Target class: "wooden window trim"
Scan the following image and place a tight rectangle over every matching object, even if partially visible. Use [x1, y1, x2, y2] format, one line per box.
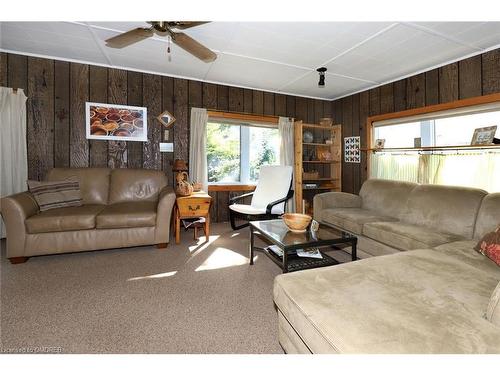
[208, 184, 256, 192]
[364, 93, 500, 177]
[207, 110, 279, 125]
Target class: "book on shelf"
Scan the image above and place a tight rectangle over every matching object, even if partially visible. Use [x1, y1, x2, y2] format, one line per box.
[296, 248, 323, 259]
[265, 245, 283, 258]
[182, 217, 205, 229]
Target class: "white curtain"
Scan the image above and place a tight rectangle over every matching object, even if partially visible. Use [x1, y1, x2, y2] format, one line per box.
[0, 87, 28, 238]
[278, 116, 295, 212]
[370, 151, 500, 192]
[189, 107, 209, 192]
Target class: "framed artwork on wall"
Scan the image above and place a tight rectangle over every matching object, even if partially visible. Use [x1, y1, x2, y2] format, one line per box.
[344, 136, 361, 163]
[86, 102, 148, 142]
[157, 110, 176, 128]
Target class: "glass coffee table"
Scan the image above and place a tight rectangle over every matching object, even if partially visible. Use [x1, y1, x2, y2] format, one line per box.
[249, 219, 357, 273]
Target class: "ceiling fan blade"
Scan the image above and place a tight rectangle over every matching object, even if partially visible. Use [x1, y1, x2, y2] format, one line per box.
[169, 21, 210, 30]
[105, 28, 154, 48]
[172, 32, 217, 63]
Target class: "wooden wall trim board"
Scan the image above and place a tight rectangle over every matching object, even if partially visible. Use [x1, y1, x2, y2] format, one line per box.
[208, 184, 256, 192]
[2, 52, 329, 222]
[366, 92, 500, 124]
[206, 110, 279, 124]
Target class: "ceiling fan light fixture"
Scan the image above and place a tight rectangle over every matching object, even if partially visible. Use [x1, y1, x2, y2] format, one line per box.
[317, 67, 327, 88]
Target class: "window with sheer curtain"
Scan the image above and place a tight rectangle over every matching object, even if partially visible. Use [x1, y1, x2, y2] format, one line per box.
[370, 102, 500, 192]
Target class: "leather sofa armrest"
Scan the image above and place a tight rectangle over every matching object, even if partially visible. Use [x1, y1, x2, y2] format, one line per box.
[0, 192, 39, 258]
[313, 192, 361, 222]
[154, 186, 176, 244]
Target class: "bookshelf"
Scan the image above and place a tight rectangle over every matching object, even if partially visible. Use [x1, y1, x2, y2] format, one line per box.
[294, 120, 342, 215]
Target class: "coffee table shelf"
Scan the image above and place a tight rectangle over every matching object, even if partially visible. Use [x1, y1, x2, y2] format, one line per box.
[249, 219, 357, 273]
[265, 247, 339, 273]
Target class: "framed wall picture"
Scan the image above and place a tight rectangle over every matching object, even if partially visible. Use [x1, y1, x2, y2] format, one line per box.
[157, 110, 176, 128]
[344, 136, 361, 163]
[471, 126, 497, 145]
[374, 138, 386, 149]
[86, 102, 148, 142]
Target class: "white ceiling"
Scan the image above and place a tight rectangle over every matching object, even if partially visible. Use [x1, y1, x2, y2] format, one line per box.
[1, 21, 500, 100]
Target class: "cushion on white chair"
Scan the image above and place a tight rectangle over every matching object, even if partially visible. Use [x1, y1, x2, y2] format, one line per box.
[229, 204, 266, 215]
[250, 165, 292, 214]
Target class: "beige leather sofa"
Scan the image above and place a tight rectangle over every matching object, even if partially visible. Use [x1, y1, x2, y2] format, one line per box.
[0, 168, 176, 264]
[274, 179, 500, 353]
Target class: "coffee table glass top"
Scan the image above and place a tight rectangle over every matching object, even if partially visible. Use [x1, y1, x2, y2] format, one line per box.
[250, 219, 355, 249]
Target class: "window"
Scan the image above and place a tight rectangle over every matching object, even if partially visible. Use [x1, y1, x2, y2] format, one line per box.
[370, 102, 500, 192]
[374, 109, 500, 148]
[206, 121, 280, 184]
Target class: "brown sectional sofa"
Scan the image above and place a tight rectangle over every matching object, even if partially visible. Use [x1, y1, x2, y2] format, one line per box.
[0, 168, 176, 263]
[274, 179, 500, 353]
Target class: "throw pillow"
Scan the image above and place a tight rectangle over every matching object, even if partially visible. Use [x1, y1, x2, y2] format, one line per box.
[486, 281, 500, 326]
[27, 178, 82, 211]
[474, 226, 500, 266]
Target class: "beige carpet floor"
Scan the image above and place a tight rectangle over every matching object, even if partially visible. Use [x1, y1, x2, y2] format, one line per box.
[1, 223, 351, 354]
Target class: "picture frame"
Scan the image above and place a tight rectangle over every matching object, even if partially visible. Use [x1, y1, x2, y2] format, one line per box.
[344, 136, 361, 163]
[470, 126, 497, 145]
[157, 110, 176, 128]
[374, 138, 386, 149]
[86, 102, 147, 142]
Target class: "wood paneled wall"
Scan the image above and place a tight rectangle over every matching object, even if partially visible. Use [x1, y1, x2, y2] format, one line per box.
[2, 49, 498, 218]
[0, 52, 331, 222]
[333, 49, 500, 194]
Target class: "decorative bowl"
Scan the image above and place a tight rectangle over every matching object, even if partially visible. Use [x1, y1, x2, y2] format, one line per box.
[90, 124, 108, 136]
[112, 128, 132, 137]
[303, 131, 314, 143]
[282, 213, 312, 233]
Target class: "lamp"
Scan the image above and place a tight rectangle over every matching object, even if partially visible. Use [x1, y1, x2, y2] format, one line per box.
[317, 67, 327, 88]
[173, 159, 188, 172]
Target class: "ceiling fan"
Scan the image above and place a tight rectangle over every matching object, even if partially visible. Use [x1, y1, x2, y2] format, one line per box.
[105, 21, 217, 63]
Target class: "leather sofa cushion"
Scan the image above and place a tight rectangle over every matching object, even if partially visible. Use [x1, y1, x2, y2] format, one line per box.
[25, 205, 105, 234]
[474, 193, 500, 239]
[322, 207, 398, 234]
[47, 168, 111, 205]
[359, 179, 417, 219]
[363, 221, 461, 251]
[273, 249, 500, 353]
[403, 184, 487, 239]
[109, 169, 168, 204]
[96, 201, 157, 229]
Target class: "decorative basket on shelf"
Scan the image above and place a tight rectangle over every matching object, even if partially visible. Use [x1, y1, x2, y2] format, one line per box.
[303, 170, 319, 180]
[319, 117, 333, 126]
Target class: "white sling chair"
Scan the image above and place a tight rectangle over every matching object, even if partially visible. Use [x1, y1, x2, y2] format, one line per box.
[229, 165, 293, 230]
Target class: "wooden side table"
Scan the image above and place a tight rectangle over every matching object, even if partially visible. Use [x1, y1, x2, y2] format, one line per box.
[174, 191, 212, 244]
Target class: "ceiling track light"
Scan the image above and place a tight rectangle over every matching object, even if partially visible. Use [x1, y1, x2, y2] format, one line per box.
[317, 67, 327, 88]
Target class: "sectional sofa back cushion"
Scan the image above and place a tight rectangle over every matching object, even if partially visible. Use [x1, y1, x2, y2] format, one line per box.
[47, 168, 111, 205]
[403, 184, 487, 239]
[474, 193, 500, 239]
[359, 179, 417, 219]
[109, 168, 167, 204]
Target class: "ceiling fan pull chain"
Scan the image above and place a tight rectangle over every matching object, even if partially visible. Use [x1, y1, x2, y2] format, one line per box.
[167, 35, 172, 62]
